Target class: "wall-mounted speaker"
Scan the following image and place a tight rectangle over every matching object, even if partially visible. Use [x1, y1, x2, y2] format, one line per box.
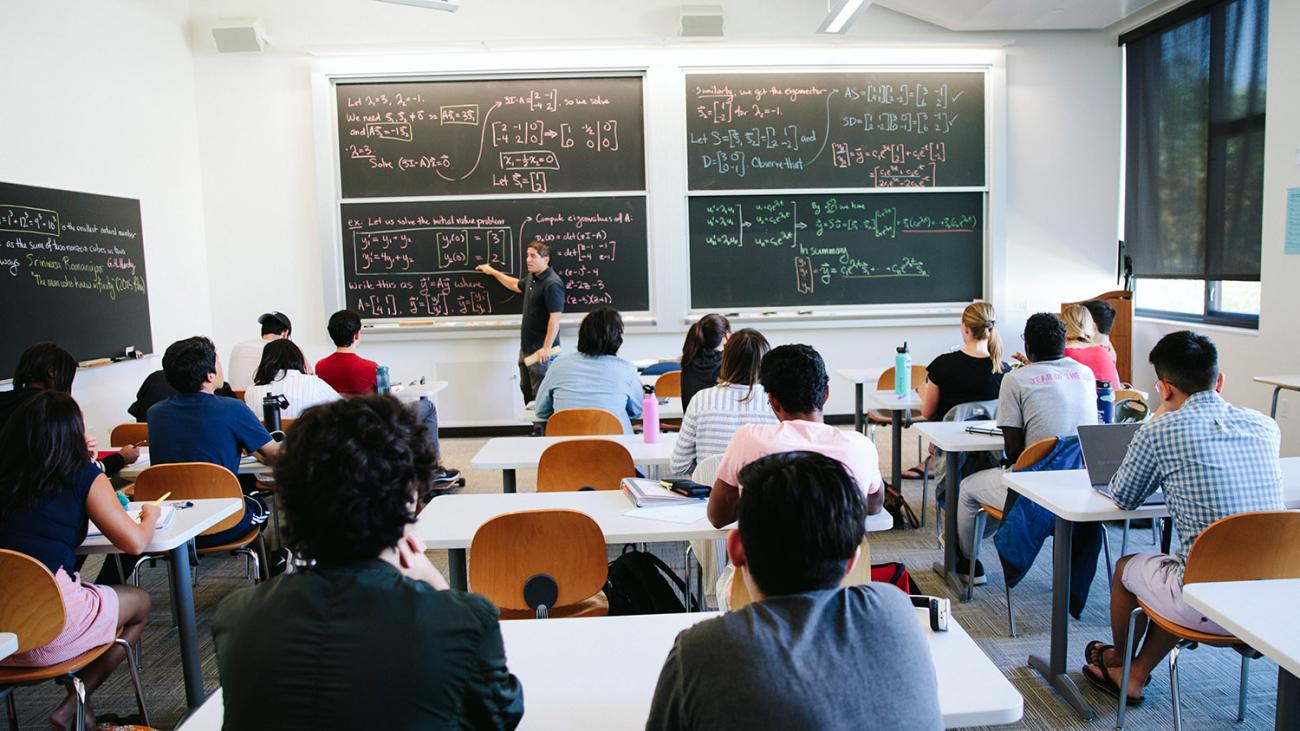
[680, 5, 724, 37]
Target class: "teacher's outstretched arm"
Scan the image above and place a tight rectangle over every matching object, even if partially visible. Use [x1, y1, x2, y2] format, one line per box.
[475, 263, 522, 293]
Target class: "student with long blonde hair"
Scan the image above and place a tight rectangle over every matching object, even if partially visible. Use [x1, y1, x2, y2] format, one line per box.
[1062, 303, 1121, 389]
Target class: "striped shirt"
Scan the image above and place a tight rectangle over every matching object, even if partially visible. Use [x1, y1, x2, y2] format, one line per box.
[670, 383, 778, 476]
[1109, 390, 1283, 583]
[244, 370, 342, 420]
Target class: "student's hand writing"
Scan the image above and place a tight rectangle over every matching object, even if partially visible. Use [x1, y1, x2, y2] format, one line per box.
[119, 444, 141, 464]
[138, 502, 161, 526]
[397, 534, 449, 590]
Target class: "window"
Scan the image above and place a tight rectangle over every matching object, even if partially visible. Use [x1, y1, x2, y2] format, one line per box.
[1121, 0, 1267, 328]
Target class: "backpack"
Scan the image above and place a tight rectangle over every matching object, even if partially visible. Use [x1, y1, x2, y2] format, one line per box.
[604, 545, 697, 615]
[870, 562, 921, 594]
[883, 484, 921, 530]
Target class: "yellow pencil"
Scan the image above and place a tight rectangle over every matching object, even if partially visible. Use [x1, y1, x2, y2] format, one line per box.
[152, 491, 171, 505]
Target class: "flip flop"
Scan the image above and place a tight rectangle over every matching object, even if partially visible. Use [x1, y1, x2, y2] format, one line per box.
[900, 465, 929, 480]
[1082, 663, 1145, 707]
[1084, 640, 1115, 669]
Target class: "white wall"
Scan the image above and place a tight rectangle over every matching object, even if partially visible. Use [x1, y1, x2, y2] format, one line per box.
[188, 1, 1122, 425]
[0, 0, 213, 436]
[1131, 0, 1300, 456]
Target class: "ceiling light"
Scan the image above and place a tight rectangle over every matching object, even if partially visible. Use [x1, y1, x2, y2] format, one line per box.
[818, 0, 871, 33]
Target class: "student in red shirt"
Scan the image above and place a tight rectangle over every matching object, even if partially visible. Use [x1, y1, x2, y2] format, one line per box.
[316, 310, 460, 488]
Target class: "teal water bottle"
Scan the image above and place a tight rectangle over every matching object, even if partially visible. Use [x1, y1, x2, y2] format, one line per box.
[376, 365, 390, 395]
[895, 342, 911, 395]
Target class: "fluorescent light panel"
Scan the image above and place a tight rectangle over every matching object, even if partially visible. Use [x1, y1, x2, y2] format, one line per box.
[818, 0, 871, 33]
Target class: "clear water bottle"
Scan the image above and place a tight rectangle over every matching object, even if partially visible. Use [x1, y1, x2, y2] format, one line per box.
[894, 342, 912, 396]
[642, 391, 659, 443]
[376, 365, 390, 395]
[1097, 380, 1115, 424]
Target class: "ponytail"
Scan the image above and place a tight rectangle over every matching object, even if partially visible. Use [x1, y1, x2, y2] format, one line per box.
[961, 302, 1005, 374]
[681, 313, 731, 366]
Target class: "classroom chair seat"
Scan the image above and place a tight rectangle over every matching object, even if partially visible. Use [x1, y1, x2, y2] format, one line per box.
[109, 422, 148, 447]
[544, 408, 624, 436]
[469, 509, 609, 619]
[537, 439, 635, 492]
[867, 366, 929, 481]
[0, 550, 149, 729]
[653, 370, 681, 398]
[1113, 510, 1300, 731]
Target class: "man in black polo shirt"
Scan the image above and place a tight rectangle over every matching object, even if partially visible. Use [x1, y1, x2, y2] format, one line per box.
[477, 239, 566, 402]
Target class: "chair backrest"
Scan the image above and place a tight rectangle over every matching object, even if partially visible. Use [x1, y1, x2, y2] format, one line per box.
[1184, 511, 1300, 584]
[233, 389, 246, 402]
[0, 550, 66, 653]
[544, 408, 624, 436]
[655, 371, 682, 398]
[1012, 437, 1059, 470]
[641, 361, 681, 376]
[691, 453, 724, 485]
[131, 462, 246, 535]
[1114, 388, 1145, 405]
[469, 509, 608, 611]
[943, 399, 999, 423]
[875, 365, 929, 391]
[110, 423, 149, 447]
[537, 439, 636, 492]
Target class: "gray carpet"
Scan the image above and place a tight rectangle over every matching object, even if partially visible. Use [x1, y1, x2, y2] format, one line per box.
[6, 428, 1281, 729]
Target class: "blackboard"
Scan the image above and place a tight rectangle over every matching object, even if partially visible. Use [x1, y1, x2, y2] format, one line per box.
[0, 182, 152, 380]
[686, 71, 985, 190]
[340, 196, 649, 319]
[336, 76, 646, 198]
[688, 192, 983, 309]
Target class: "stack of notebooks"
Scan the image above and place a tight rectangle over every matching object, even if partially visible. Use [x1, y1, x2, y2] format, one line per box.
[621, 478, 709, 507]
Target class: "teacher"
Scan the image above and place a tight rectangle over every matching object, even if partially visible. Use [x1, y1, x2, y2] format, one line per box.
[477, 239, 566, 403]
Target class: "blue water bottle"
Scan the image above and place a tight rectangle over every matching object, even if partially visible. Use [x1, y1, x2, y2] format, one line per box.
[376, 365, 391, 395]
[894, 342, 912, 396]
[1096, 380, 1115, 424]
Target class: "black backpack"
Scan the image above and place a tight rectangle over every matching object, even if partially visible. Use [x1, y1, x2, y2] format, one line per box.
[604, 545, 697, 615]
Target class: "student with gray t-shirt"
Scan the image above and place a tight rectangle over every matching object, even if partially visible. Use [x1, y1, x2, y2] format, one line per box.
[646, 452, 942, 731]
[956, 313, 1097, 581]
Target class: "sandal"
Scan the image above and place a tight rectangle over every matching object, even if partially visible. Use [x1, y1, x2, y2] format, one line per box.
[1083, 662, 1145, 707]
[1084, 640, 1115, 669]
[900, 463, 930, 480]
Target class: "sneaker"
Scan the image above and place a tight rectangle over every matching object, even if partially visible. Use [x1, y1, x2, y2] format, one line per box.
[432, 467, 462, 485]
[955, 556, 987, 585]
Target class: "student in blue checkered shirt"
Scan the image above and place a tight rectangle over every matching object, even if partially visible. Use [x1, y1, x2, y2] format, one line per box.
[1083, 331, 1283, 705]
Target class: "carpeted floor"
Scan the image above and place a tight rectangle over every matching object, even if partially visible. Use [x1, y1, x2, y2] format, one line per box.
[6, 427, 1281, 729]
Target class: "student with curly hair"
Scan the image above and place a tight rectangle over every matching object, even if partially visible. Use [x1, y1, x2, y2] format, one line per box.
[212, 396, 524, 729]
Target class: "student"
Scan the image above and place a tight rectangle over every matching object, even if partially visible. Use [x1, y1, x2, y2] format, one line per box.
[1083, 299, 1118, 362]
[670, 328, 775, 477]
[225, 311, 292, 391]
[315, 309, 459, 484]
[1062, 303, 1121, 389]
[1083, 331, 1283, 705]
[0, 392, 155, 730]
[534, 307, 643, 434]
[243, 339, 341, 420]
[0, 342, 139, 476]
[476, 239, 566, 403]
[647, 452, 942, 731]
[955, 313, 1096, 581]
[708, 344, 884, 529]
[212, 396, 524, 729]
[126, 370, 240, 422]
[678, 313, 730, 409]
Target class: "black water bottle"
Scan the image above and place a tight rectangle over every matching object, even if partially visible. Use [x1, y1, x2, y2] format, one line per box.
[262, 393, 283, 433]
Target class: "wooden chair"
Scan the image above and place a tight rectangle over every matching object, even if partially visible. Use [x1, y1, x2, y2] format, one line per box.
[469, 509, 609, 619]
[1115, 511, 1300, 731]
[654, 371, 682, 398]
[109, 423, 148, 447]
[537, 440, 635, 492]
[544, 408, 623, 436]
[867, 366, 929, 476]
[728, 537, 874, 612]
[131, 463, 266, 584]
[232, 389, 246, 402]
[0, 550, 149, 729]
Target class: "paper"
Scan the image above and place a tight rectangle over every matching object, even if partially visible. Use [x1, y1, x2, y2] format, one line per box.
[1287, 188, 1300, 255]
[87, 505, 176, 537]
[623, 502, 708, 524]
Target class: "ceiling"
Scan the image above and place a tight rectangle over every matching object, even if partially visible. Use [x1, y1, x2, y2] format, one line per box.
[874, 0, 1169, 31]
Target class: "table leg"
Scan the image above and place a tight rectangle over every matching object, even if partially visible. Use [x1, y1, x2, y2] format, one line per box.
[932, 452, 967, 597]
[449, 548, 468, 591]
[854, 383, 864, 434]
[1271, 386, 1283, 420]
[1277, 668, 1299, 731]
[1027, 515, 1094, 720]
[502, 469, 517, 494]
[167, 540, 205, 709]
[1160, 516, 1172, 554]
[890, 410, 903, 490]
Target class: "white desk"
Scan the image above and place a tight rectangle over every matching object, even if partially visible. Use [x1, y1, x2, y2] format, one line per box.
[471, 434, 679, 493]
[116, 448, 272, 481]
[834, 367, 886, 433]
[388, 380, 448, 403]
[79, 498, 240, 710]
[912, 421, 1005, 598]
[520, 398, 683, 426]
[864, 389, 924, 497]
[417, 489, 891, 589]
[1253, 375, 1300, 419]
[1003, 458, 1300, 720]
[1185, 579, 1300, 730]
[0, 633, 16, 662]
[175, 607, 1019, 729]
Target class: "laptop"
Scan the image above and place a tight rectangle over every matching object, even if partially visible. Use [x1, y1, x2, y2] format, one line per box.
[1077, 423, 1164, 505]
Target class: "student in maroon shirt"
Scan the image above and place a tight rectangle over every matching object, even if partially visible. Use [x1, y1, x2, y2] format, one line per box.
[315, 310, 460, 488]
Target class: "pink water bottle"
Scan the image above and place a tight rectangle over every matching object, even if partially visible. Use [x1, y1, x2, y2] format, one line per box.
[642, 393, 659, 443]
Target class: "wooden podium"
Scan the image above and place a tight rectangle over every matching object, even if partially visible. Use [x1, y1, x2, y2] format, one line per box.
[1063, 290, 1133, 385]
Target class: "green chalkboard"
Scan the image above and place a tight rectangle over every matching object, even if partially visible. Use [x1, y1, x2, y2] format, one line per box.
[686, 71, 985, 190]
[688, 192, 983, 309]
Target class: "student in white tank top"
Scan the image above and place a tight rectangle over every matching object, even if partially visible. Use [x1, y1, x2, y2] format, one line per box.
[244, 340, 341, 420]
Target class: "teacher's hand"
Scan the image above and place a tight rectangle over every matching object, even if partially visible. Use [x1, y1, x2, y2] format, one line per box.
[533, 347, 551, 364]
[475, 263, 496, 275]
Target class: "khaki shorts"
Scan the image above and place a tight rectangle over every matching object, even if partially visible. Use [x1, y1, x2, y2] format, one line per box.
[1122, 553, 1229, 635]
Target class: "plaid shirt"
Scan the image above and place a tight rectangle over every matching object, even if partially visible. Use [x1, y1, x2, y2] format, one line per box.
[1109, 390, 1283, 583]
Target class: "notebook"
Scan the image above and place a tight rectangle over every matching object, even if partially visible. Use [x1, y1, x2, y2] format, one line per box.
[621, 478, 704, 508]
[87, 505, 177, 537]
[1078, 423, 1163, 505]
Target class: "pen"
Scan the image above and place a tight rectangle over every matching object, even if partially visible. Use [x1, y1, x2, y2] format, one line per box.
[152, 491, 171, 505]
